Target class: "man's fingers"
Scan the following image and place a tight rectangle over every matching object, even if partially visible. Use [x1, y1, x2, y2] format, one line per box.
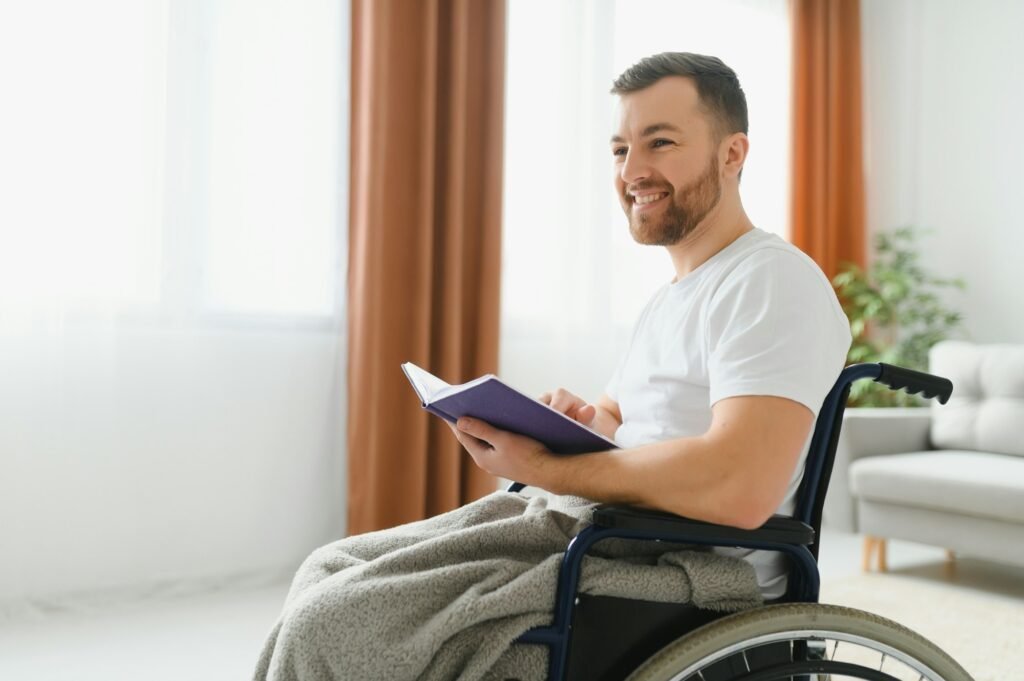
[457, 417, 499, 447]
[549, 389, 597, 424]
[461, 431, 492, 454]
[448, 420, 482, 450]
[549, 388, 583, 415]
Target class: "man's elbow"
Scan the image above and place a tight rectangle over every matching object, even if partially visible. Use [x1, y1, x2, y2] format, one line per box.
[719, 486, 781, 530]
[662, 492, 775, 530]
[726, 506, 775, 531]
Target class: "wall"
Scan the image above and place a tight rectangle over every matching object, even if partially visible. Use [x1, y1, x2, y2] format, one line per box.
[862, 0, 1024, 343]
[0, 325, 347, 608]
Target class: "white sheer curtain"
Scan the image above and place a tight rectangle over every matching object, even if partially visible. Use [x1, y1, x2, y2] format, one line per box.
[0, 0, 349, 606]
[501, 0, 791, 401]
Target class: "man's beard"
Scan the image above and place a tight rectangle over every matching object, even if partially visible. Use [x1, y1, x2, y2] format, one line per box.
[626, 155, 722, 247]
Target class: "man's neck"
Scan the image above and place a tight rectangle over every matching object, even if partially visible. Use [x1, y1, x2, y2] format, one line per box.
[665, 199, 755, 282]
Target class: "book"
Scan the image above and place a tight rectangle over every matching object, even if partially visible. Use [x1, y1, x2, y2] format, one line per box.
[401, 362, 618, 455]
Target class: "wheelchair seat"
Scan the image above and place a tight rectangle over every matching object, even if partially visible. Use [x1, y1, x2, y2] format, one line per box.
[507, 363, 973, 681]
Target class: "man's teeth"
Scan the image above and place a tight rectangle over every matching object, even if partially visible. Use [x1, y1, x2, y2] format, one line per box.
[634, 192, 668, 205]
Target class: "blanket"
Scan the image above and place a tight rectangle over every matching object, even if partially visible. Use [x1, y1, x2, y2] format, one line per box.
[253, 491, 762, 681]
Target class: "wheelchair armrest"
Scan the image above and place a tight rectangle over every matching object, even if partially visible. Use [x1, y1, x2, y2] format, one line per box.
[591, 505, 815, 546]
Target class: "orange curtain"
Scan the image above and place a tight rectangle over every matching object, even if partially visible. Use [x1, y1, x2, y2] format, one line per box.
[347, 0, 505, 534]
[791, 0, 866, 280]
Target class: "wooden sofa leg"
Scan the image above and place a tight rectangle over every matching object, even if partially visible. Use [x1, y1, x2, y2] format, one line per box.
[862, 536, 889, 572]
[863, 536, 876, 572]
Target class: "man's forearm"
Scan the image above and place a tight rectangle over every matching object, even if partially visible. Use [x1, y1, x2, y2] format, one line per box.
[541, 436, 776, 529]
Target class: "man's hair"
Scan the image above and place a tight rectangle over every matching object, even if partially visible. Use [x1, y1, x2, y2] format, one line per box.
[611, 52, 748, 140]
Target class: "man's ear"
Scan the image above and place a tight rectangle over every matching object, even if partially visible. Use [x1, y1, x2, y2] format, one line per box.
[720, 132, 749, 180]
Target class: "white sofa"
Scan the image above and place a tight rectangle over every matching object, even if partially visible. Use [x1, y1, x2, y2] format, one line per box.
[824, 340, 1024, 569]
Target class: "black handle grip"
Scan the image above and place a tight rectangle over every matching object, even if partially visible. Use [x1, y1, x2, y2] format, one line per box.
[875, 364, 953, 404]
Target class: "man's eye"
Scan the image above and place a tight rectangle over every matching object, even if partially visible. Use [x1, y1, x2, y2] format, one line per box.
[612, 147, 627, 157]
[652, 138, 672, 148]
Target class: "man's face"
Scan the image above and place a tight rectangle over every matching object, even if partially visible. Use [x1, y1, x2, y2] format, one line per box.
[611, 77, 723, 246]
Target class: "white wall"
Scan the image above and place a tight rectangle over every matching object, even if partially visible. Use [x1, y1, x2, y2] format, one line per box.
[0, 325, 347, 607]
[862, 0, 1024, 343]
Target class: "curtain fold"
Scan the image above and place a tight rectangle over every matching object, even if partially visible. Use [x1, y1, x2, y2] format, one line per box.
[347, 0, 505, 534]
[791, 0, 866, 279]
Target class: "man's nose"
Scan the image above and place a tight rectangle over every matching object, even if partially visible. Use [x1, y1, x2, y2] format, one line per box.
[619, 149, 649, 185]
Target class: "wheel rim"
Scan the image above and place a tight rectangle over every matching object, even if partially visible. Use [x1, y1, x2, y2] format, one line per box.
[666, 628, 948, 681]
[721, 659, 903, 681]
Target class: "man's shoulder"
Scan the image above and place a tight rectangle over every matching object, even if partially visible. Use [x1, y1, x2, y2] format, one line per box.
[707, 231, 847, 329]
[718, 230, 832, 289]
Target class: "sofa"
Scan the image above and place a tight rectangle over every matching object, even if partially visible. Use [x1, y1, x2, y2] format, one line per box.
[823, 340, 1024, 571]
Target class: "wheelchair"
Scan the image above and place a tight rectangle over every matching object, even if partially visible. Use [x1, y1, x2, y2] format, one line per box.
[506, 363, 974, 681]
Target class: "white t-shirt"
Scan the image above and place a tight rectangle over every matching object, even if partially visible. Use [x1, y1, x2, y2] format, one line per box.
[605, 228, 852, 599]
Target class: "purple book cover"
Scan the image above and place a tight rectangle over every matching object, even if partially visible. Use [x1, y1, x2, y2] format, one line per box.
[401, 362, 618, 455]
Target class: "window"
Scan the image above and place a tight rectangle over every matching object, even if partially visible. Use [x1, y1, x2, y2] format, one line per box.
[205, 0, 343, 317]
[0, 1, 166, 309]
[0, 0, 345, 321]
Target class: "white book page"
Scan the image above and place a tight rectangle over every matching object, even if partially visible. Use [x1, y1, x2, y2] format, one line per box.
[402, 362, 503, 404]
[402, 362, 451, 402]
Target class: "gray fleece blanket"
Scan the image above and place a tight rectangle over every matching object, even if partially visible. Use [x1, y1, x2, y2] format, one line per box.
[254, 491, 762, 681]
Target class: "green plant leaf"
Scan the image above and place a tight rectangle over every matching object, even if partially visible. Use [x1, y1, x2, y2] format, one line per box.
[839, 226, 964, 406]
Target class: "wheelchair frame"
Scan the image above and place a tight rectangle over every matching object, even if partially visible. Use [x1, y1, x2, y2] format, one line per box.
[507, 362, 954, 681]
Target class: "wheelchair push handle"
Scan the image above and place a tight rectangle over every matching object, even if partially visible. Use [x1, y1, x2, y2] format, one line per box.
[875, 363, 953, 404]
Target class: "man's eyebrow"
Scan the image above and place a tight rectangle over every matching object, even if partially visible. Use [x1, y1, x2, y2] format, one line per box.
[609, 122, 684, 145]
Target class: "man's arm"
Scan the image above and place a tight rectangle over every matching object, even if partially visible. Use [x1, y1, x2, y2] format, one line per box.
[452, 394, 813, 530]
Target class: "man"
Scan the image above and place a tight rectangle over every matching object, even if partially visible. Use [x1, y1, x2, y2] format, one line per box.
[256, 52, 850, 679]
[451, 52, 850, 598]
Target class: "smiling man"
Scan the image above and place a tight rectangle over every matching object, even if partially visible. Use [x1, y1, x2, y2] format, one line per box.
[256, 53, 852, 680]
[452, 52, 851, 599]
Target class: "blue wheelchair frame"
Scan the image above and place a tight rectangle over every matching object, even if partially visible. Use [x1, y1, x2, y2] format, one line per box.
[507, 362, 953, 681]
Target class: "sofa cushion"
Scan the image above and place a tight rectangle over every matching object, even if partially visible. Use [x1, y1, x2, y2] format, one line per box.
[929, 341, 1024, 457]
[849, 451, 1024, 524]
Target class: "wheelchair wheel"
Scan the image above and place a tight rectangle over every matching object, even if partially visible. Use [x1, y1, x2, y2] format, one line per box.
[625, 603, 973, 681]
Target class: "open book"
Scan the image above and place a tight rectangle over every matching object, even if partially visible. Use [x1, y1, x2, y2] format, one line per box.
[401, 362, 618, 455]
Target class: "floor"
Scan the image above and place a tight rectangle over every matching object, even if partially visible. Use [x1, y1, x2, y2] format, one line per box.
[1, 529, 1020, 680]
[0, 578, 291, 680]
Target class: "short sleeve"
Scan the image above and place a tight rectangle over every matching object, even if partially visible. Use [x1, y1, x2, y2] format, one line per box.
[706, 249, 851, 415]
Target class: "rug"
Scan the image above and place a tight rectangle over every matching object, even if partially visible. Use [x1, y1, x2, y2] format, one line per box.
[820, 572, 1022, 681]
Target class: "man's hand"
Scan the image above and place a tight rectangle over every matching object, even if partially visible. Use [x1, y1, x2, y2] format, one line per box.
[539, 388, 596, 425]
[447, 418, 556, 488]
[539, 389, 622, 441]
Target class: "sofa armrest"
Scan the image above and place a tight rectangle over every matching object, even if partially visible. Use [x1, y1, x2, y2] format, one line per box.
[823, 408, 933, 532]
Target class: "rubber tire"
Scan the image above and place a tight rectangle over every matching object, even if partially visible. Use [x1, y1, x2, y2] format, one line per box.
[625, 603, 974, 681]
